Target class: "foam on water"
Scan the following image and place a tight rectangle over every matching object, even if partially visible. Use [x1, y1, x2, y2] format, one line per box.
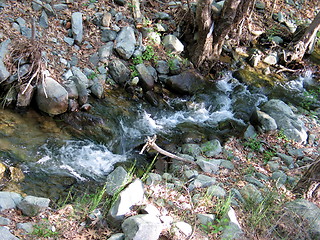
[36, 140, 126, 181]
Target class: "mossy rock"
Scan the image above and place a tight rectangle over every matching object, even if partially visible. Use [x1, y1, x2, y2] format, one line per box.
[233, 66, 285, 88]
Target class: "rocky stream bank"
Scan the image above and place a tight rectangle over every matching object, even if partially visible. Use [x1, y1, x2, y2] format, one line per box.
[0, 0, 320, 239]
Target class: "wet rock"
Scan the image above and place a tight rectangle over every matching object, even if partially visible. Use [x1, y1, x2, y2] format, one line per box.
[108, 59, 131, 85]
[135, 63, 154, 91]
[108, 179, 145, 225]
[168, 58, 182, 75]
[99, 42, 114, 63]
[260, 99, 307, 143]
[163, 35, 184, 54]
[71, 12, 83, 44]
[115, 26, 136, 60]
[105, 166, 129, 196]
[165, 70, 205, 95]
[9, 167, 25, 182]
[90, 77, 105, 99]
[17, 196, 50, 217]
[16, 83, 34, 108]
[0, 226, 19, 240]
[122, 214, 162, 240]
[36, 76, 68, 115]
[0, 192, 23, 211]
[144, 90, 159, 106]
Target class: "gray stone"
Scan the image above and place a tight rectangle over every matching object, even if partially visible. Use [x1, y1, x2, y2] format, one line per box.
[89, 52, 99, 66]
[71, 12, 83, 44]
[156, 60, 169, 74]
[220, 222, 243, 240]
[184, 170, 198, 179]
[162, 173, 172, 181]
[90, 77, 105, 99]
[146, 32, 161, 45]
[16, 222, 34, 233]
[122, 214, 162, 240]
[0, 216, 11, 225]
[0, 226, 19, 240]
[105, 166, 129, 196]
[64, 36, 74, 46]
[260, 99, 307, 143]
[16, 83, 34, 107]
[277, 153, 294, 168]
[70, 55, 78, 66]
[197, 214, 215, 226]
[271, 171, 287, 188]
[255, 1, 265, 10]
[115, 26, 136, 60]
[0, 39, 11, 61]
[169, 58, 181, 75]
[71, 66, 90, 87]
[20, 27, 32, 38]
[17, 196, 50, 217]
[0, 61, 10, 83]
[36, 76, 68, 115]
[220, 160, 235, 170]
[174, 221, 192, 237]
[188, 174, 216, 191]
[263, 52, 278, 65]
[135, 63, 155, 91]
[240, 184, 263, 204]
[102, 12, 112, 27]
[101, 29, 117, 42]
[270, 36, 283, 44]
[206, 185, 226, 198]
[244, 125, 257, 139]
[15, 17, 26, 28]
[0, 192, 22, 211]
[146, 173, 162, 185]
[63, 77, 78, 99]
[53, 4, 68, 11]
[71, 75, 88, 106]
[267, 161, 280, 172]
[139, 204, 161, 216]
[39, 10, 49, 28]
[284, 199, 320, 239]
[196, 158, 220, 174]
[181, 144, 201, 157]
[32, 0, 43, 11]
[244, 176, 265, 188]
[163, 35, 184, 54]
[230, 188, 245, 204]
[108, 233, 125, 240]
[201, 139, 222, 157]
[99, 42, 114, 63]
[44, 4, 55, 17]
[108, 59, 131, 85]
[252, 110, 277, 132]
[108, 179, 145, 224]
[155, 12, 171, 20]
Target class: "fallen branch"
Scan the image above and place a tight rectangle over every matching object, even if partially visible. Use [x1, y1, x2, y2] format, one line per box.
[140, 135, 197, 166]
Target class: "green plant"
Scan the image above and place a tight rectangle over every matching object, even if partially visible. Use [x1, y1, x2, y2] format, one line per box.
[87, 72, 97, 80]
[263, 150, 276, 163]
[243, 137, 262, 151]
[31, 220, 59, 238]
[277, 129, 289, 141]
[132, 45, 158, 65]
[301, 88, 320, 110]
[130, 65, 139, 78]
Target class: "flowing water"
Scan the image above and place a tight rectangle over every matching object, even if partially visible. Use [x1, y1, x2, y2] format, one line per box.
[0, 71, 317, 199]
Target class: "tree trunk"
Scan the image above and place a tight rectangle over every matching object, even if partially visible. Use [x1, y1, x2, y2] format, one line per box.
[285, 12, 320, 62]
[293, 159, 320, 203]
[192, 0, 255, 68]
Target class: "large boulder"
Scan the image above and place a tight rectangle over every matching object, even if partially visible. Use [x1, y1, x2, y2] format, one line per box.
[122, 214, 163, 240]
[260, 99, 307, 143]
[115, 26, 136, 60]
[107, 179, 145, 225]
[17, 196, 50, 217]
[36, 76, 68, 115]
[135, 63, 155, 91]
[162, 35, 184, 54]
[108, 59, 131, 85]
[0, 192, 23, 211]
[165, 70, 205, 95]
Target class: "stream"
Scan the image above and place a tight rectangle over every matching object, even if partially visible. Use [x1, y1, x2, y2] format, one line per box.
[0, 70, 317, 200]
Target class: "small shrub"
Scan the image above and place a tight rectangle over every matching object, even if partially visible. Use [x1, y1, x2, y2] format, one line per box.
[243, 137, 262, 151]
